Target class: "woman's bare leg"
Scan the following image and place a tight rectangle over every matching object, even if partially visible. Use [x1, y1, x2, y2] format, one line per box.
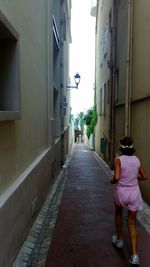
[115, 205, 123, 239]
[128, 210, 137, 255]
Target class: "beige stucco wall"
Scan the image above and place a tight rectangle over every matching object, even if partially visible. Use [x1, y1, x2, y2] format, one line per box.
[132, 0, 150, 100]
[95, 0, 112, 158]
[114, 0, 150, 204]
[113, 0, 150, 204]
[131, 102, 150, 203]
[0, 1, 64, 266]
[95, 0, 150, 204]
[130, 0, 150, 204]
[0, 0, 52, 193]
[0, 140, 61, 267]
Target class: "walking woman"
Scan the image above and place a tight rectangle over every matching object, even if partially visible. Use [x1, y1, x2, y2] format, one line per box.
[110, 136, 148, 265]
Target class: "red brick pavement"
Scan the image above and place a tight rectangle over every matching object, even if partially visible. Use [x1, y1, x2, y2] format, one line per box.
[45, 144, 150, 267]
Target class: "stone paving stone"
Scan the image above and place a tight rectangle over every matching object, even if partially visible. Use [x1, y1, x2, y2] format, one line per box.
[35, 259, 45, 267]
[13, 262, 26, 267]
[26, 242, 36, 249]
[24, 247, 33, 255]
[137, 201, 150, 235]
[22, 254, 29, 263]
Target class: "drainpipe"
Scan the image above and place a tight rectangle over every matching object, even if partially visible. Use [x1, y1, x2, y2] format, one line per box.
[109, 0, 117, 168]
[125, 0, 133, 136]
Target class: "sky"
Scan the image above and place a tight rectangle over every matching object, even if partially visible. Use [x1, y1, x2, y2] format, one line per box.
[69, 0, 96, 116]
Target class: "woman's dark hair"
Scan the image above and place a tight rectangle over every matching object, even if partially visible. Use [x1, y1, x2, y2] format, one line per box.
[119, 136, 135, 156]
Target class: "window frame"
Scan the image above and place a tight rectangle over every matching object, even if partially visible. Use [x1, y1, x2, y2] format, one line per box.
[0, 10, 21, 121]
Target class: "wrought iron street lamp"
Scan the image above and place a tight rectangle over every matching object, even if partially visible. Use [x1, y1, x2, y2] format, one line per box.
[67, 73, 81, 89]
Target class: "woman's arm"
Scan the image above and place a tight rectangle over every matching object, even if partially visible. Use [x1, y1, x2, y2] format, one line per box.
[138, 165, 148, 181]
[110, 158, 121, 184]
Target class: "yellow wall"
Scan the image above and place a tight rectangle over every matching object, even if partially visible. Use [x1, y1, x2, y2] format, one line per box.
[0, 1, 63, 266]
[131, 0, 150, 203]
[95, 0, 150, 205]
[95, 0, 113, 158]
[131, 102, 150, 203]
[132, 0, 150, 100]
[0, 0, 52, 193]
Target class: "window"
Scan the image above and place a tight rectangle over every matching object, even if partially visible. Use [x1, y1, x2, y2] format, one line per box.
[100, 0, 104, 9]
[62, 12, 66, 41]
[115, 68, 119, 103]
[99, 84, 107, 116]
[103, 24, 109, 58]
[109, 9, 112, 32]
[53, 15, 60, 88]
[100, 88, 103, 116]
[53, 87, 59, 138]
[100, 42, 103, 66]
[103, 83, 106, 115]
[99, 24, 109, 66]
[53, 16, 60, 51]
[0, 10, 20, 121]
[107, 80, 110, 105]
[53, 14, 60, 139]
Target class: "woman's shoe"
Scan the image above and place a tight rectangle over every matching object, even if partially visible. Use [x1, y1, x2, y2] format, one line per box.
[112, 235, 123, 248]
[129, 254, 140, 265]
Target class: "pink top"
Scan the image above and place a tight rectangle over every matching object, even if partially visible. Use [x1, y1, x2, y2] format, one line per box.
[114, 155, 143, 211]
[117, 155, 140, 188]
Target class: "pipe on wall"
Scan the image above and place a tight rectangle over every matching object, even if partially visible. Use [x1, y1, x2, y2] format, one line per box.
[109, 0, 117, 168]
[125, 0, 133, 136]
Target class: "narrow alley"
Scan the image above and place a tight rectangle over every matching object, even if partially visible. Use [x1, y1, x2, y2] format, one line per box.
[14, 144, 150, 267]
[1, 1, 150, 267]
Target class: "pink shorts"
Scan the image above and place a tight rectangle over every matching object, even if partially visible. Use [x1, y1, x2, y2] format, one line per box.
[114, 185, 143, 211]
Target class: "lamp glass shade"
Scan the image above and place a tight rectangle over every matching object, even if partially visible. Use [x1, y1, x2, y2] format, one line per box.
[74, 73, 81, 86]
